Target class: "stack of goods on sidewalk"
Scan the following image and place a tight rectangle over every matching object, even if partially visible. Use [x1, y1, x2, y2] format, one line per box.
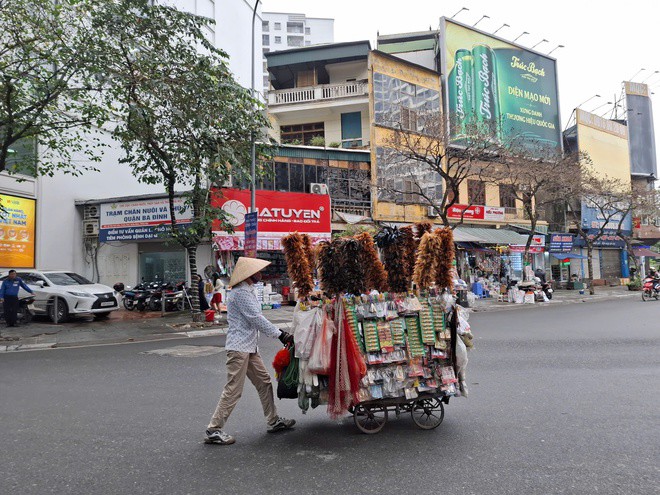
[275, 225, 475, 432]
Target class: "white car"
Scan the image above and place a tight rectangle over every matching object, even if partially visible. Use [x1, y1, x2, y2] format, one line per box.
[0, 270, 119, 322]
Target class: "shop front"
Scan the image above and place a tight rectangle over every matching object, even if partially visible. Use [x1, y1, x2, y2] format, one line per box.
[211, 188, 332, 297]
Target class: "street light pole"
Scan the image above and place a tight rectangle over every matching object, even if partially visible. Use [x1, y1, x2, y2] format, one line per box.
[512, 31, 529, 43]
[493, 23, 509, 35]
[250, 0, 260, 214]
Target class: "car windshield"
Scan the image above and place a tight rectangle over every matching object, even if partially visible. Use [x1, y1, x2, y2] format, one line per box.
[46, 272, 93, 286]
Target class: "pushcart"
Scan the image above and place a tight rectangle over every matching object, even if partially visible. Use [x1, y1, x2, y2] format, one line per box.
[352, 391, 450, 434]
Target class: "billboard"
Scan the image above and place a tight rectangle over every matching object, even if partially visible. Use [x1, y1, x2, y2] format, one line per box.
[99, 197, 193, 242]
[0, 193, 36, 268]
[624, 81, 657, 178]
[581, 202, 632, 236]
[211, 188, 331, 251]
[576, 109, 631, 185]
[442, 19, 561, 152]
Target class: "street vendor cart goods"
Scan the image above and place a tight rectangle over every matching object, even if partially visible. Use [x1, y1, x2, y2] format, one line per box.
[275, 224, 475, 434]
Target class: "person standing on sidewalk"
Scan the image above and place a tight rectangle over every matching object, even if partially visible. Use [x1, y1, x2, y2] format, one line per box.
[205, 257, 295, 445]
[0, 270, 33, 328]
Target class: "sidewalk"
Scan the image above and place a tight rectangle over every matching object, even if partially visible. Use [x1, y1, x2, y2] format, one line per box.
[0, 286, 640, 351]
[0, 306, 296, 352]
[469, 285, 639, 312]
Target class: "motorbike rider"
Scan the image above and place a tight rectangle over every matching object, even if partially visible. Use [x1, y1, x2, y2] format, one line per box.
[649, 267, 660, 289]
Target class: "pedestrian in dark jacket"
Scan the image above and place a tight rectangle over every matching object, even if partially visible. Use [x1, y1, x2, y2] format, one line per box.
[0, 270, 33, 328]
[197, 274, 209, 312]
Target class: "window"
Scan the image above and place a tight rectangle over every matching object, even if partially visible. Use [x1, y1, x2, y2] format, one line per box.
[295, 69, 316, 87]
[305, 40, 311, 46]
[287, 35, 304, 47]
[400, 107, 418, 132]
[403, 180, 422, 203]
[263, 75, 269, 88]
[468, 180, 486, 206]
[262, 34, 269, 45]
[262, 21, 269, 32]
[280, 122, 324, 145]
[263, 60, 267, 72]
[289, 163, 304, 192]
[275, 162, 289, 191]
[304, 165, 318, 192]
[274, 36, 281, 44]
[341, 112, 362, 148]
[305, 27, 311, 35]
[45, 272, 93, 286]
[499, 185, 517, 208]
[262, 47, 270, 54]
[287, 22, 304, 33]
[274, 22, 281, 30]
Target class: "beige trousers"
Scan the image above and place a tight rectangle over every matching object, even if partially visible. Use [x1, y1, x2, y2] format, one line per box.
[208, 351, 278, 429]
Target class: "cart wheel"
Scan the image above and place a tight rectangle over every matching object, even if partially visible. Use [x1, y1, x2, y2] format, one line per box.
[353, 404, 388, 434]
[411, 398, 444, 430]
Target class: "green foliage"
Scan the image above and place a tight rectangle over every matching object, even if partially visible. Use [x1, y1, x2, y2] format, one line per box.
[328, 142, 341, 148]
[333, 224, 377, 239]
[309, 136, 326, 147]
[0, 0, 109, 176]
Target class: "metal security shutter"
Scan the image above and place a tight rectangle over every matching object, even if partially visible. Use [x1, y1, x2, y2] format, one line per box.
[600, 249, 621, 280]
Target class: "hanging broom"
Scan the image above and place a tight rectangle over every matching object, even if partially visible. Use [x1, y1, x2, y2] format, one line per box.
[413, 231, 444, 290]
[435, 227, 456, 290]
[356, 232, 389, 293]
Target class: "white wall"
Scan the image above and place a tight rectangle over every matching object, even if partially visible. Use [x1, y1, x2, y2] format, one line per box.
[326, 61, 368, 84]
[306, 18, 334, 46]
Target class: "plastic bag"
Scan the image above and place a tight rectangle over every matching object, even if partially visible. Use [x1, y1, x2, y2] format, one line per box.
[308, 315, 334, 374]
[292, 304, 320, 359]
[455, 335, 468, 378]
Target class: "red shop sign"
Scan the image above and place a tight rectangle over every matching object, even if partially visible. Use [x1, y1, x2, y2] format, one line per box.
[447, 204, 485, 220]
[211, 188, 331, 235]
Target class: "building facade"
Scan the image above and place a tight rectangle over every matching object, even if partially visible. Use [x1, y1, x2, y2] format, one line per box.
[261, 12, 334, 94]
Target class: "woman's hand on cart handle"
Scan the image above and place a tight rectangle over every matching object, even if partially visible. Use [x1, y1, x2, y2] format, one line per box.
[278, 331, 294, 347]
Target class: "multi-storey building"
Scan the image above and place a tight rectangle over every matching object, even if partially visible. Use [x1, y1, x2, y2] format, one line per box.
[261, 12, 334, 94]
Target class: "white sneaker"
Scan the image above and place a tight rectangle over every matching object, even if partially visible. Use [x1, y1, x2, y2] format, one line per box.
[205, 429, 235, 445]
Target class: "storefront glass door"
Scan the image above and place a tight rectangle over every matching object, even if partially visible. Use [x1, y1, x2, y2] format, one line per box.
[139, 251, 186, 284]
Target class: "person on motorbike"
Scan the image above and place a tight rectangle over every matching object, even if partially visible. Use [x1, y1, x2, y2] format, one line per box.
[649, 267, 660, 289]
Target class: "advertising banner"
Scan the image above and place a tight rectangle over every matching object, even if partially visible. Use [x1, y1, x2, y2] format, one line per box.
[581, 202, 632, 235]
[0, 194, 36, 268]
[443, 19, 561, 152]
[624, 81, 657, 178]
[549, 233, 575, 252]
[212, 189, 332, 251]
[243, 212, 258, 258]
[99, 197, 193, 242]
[447, 204, 505, 221]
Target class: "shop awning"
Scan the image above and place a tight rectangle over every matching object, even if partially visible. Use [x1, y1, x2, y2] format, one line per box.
[453, 226, 528, 245]
[633, 247, 660, 258]
[456, 242, 496, 253]
[550, 253, 588, 260]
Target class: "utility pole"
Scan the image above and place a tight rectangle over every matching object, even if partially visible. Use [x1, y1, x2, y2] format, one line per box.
[250, 0, 260, 213]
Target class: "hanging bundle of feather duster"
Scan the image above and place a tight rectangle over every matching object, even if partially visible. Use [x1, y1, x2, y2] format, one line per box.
[400, 226, 417, 285]
[356, 232, 389, 292]
[413, 231, 443, 290]
[340, 237, 367, 295]
[317, 239, 342, 295]
[415, 222, 433, 241]
[282, 233, 314, 298]
[375, 226, 408, 293]
[301, 234, 315, 274]
[434, 227, 456, 290]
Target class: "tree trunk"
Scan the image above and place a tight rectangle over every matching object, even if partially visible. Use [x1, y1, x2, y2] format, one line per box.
[186, 245, 203, 322]
[586, 242, 595, 295]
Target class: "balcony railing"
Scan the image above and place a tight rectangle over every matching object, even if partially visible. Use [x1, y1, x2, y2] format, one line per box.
[268, 81, 368, 106]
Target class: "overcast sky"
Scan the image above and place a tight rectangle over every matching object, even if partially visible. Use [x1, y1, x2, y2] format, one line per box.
[263, 0, 660, 164]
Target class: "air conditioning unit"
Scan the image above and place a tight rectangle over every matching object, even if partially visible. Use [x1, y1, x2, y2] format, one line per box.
[83, 219, 99, 237]
[310, 183, 329, 195]
[84, 204, 100, 219]
[427, 206, 439, 218]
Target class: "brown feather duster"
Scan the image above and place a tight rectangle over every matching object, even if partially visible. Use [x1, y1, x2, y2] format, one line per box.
[356, 232, 389, 292]
[301, 234, 315, 273]
[317, 240, 341, 295]
[400, 226, 417, 284]
[413, 232, 443, 290]
[434, 227, 455, 290]
[282, 233, 314, 298]
[340, 237, 367, 295]
[415, 222, 432, 239]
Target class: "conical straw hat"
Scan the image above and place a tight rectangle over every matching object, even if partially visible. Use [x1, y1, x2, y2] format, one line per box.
[229, 257, 271, 287]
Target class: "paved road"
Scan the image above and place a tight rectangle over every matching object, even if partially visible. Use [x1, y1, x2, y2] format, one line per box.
[1, 298, 658, 494]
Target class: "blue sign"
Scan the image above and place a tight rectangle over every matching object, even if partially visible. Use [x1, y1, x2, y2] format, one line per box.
[549, 233, 575, 253]
[244, 212, 258, 257]
[581, 202, 632, 236]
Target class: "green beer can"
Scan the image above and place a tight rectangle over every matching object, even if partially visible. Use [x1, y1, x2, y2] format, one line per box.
[448, 48, 475, 140]
[472, 44, 501, 141]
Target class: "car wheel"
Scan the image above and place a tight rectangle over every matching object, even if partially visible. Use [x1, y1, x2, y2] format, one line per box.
[48, 298, 69, 323]
[94, 312, 112, 320]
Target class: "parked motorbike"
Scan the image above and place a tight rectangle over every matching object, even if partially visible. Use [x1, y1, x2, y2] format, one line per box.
[120, 282, 152, 311]
[541, 280, 553, 300]
[641, 277, 660, 301]
[163, 281, 190, 312]
[0, 294, 36, 325]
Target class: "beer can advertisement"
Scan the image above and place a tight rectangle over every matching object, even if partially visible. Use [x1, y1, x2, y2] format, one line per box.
[0, 193, 36, 268]
[443, 19, 561, 153]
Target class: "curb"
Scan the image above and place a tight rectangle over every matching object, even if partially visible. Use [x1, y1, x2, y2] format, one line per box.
[471, 291, 639, 313]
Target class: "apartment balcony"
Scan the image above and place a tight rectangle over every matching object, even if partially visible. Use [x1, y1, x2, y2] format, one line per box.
[268, 81, 368, 107]
[332, 199, 372, 219]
